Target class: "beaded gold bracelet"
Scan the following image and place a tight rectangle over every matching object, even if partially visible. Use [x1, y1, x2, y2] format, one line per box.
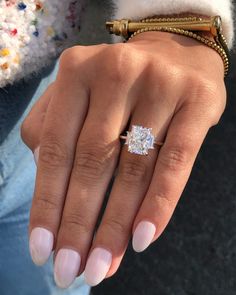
[106, 16, 230, 77]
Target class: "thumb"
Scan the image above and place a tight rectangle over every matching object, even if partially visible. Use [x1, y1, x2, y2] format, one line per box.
[21, 83, 55, 164]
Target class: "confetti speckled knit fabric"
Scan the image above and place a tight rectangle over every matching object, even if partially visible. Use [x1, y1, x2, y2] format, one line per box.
[0, 0, 82, 88]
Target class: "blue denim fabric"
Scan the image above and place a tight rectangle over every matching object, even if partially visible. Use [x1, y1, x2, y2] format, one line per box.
[0, 61, 90, 295]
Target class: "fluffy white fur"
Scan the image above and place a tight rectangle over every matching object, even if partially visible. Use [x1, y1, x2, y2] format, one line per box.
[112, 0, 235, 48]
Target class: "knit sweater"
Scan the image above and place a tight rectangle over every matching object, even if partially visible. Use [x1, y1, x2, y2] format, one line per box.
[0, 0, 234, 88]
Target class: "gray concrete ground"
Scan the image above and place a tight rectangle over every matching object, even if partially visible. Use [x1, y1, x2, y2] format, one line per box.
[78, 1, 236, 294]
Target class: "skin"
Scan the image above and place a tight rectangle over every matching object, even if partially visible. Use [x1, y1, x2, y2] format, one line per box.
[21, 31, 226, 281]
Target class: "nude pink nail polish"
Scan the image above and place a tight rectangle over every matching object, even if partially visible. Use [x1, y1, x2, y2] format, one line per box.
[84, 248, 112, 286]
[132, 221, 156, 253]
[29, 227, 54, 266]
[54, 249, 81, 289]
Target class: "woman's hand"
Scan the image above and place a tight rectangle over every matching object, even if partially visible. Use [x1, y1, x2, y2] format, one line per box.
[21, 31, 226, 288]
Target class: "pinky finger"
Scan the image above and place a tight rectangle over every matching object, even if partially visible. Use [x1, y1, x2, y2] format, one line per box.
[131, 104, 214, 252]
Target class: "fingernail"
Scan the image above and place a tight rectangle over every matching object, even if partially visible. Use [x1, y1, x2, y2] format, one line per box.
[33, 146, 40, 165]
[29, 227, 54, 266]
[84, 247, 112, 286]
[132, 221, 156, 253]
[54, 249, 81, 289]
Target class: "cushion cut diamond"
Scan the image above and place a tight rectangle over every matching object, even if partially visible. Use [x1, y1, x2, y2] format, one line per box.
[125, 125, 155, 155]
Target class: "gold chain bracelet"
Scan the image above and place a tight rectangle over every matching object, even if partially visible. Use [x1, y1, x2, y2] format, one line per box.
[127, 27, 229, 76]
[106, 16, 230, 77]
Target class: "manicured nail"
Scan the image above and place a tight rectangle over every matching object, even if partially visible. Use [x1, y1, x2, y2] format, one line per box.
[84, 247, 112, 286]
[54, 249, 81, 289]
[29, 227, 54, 266]
[33, 146, 40, 165]
[132, 221, 156, 253]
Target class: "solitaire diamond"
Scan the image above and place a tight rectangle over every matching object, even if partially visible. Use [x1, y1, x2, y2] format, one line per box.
[125, 125, 155, 155]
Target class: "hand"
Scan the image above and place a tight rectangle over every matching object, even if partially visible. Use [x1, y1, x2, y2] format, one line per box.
[21, 31, 226, 288]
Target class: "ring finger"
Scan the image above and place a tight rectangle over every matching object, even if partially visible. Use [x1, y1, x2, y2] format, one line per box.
[84, 97, 176, 286]
[53, 83, 132, 288]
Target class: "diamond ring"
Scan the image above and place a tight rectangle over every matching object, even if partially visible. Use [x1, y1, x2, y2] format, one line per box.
[120, 125, 164, 155]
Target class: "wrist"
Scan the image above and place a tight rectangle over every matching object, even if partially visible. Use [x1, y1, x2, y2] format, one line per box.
[108, 13, 229, 76]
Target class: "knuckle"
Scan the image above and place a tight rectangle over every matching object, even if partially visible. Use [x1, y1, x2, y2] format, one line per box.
[103, 44, 135, 83]
[210, 112, 224, 127]
[21, 118, 31, 144]
[198, 83, 220, 109]
[188, 73, 219, 100]
[34, 194, 59, 212]
[73, 142, 117, 180]
[150, 190, 175, 209]
[159, 145, 192, 171]
[59, 46, 83, 73]
[206, 87, 227, 126]
[102, 217, 127, 236]
[119, 160, 149, 184]
[145, 61, 185, 96]
[198, 78, 219, 97]
[40, 136, 70, 168]
[206, 105, 224, 127]
[187, 73, 227, 127]
[160, 63, 185, 82]
[61, 213, 92, 234]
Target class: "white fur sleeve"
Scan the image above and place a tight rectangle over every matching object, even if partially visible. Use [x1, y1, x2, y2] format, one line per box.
[112, 0, 235, 49]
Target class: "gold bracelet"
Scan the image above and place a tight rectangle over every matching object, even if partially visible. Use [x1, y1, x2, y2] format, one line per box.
[106, 16, 230, 77]
[128, 27, 229, 76]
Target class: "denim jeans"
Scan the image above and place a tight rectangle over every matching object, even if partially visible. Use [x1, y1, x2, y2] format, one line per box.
[0, 61, 90, 295]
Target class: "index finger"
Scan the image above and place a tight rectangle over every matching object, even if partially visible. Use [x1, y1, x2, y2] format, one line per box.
[29, 71, 89, 266]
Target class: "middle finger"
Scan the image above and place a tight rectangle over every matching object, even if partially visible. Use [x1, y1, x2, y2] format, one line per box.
[54, 83, 132, 288]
